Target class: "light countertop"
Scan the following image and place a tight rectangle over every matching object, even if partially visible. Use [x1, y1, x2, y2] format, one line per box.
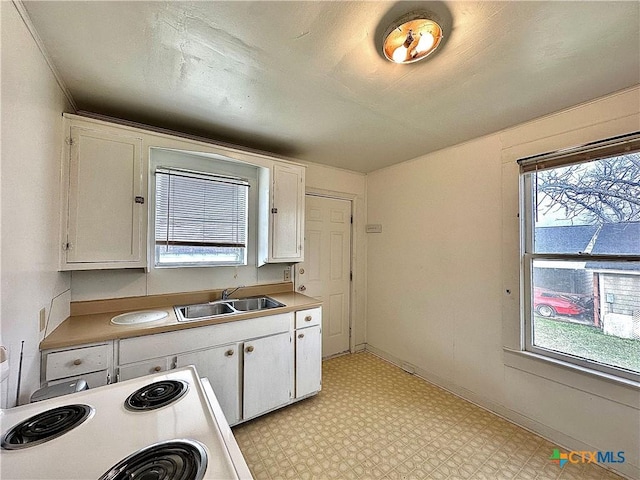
[41, 287, 322, 351]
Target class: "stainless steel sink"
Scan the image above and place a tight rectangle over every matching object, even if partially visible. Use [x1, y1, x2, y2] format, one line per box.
[176, 302, 235, 321]
[174, 296, 285, 322]
[228, 297, 284, 311]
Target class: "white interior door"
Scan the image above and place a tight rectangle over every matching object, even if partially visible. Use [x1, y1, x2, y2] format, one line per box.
[296, 195, 351, 357]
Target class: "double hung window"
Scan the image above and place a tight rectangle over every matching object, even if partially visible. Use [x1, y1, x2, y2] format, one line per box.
[520, 133, 640, 381]
[155, 167, 249, 266]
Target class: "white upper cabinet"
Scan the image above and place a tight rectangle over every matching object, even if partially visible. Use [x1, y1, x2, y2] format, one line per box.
[60, 117, 146, 270]
[58, 113, 305, 270]
[258, 163, 305, 265]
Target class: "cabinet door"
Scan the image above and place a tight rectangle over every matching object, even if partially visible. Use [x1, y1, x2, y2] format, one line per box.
[295, 325, 322, 398]
[243, 332, 293, 419]
[176, 344, 241, 425]
[118, 357, 171, 382]
[271, 163, 304, 261]
[64, 124, 145, 267]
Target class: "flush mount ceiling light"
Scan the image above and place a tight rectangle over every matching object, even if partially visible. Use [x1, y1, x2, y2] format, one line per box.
[382, 12, 444, 64]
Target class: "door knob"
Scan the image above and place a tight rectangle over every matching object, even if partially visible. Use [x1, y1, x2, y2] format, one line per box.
[298, 285, 306, 292]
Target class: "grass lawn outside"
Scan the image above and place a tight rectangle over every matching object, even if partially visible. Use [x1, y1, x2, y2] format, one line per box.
[533, 316, 640, 374]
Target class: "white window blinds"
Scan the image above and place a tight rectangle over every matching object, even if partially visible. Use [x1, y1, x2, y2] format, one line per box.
[517, 131, 640, 173]
[155, 168, 249, 250]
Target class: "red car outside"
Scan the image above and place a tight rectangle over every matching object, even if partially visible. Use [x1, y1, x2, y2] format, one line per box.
[533, 288, 588, 318]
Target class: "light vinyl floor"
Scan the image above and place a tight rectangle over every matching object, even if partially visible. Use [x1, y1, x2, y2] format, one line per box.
[232, 352, 623, 480]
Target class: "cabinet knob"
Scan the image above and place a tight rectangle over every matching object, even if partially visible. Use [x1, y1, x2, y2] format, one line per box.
[298, 333, 305, 339]
[299, 285, 306, 292]
[246, 345, 254, 353]
[225, 349, 235, 357]
[305, 315, 312, 322]
[153, 366, 162, 372]
[73, 359, 82, 366]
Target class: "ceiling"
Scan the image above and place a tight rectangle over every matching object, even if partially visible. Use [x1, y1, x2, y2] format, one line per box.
[22, 1, 640, 173]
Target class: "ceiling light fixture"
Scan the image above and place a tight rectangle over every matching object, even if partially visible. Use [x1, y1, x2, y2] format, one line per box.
[383, 12, 443, 64]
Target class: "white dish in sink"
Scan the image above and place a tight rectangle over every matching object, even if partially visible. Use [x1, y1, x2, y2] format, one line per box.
[111, 310, 168, 326]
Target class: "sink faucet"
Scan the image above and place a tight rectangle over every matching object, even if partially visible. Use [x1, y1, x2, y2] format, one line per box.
[222, 285, 245, 300]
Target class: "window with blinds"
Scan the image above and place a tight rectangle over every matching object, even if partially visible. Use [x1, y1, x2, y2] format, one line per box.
[154, 167, 249, 266]
[519, 132, 640, 381]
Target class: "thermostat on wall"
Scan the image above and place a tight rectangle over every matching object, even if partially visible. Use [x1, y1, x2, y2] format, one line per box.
[366, 224, 383, 233]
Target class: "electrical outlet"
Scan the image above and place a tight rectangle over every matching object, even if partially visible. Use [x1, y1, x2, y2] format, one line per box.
[39, 308, 46, 332]
[284, 268, 291, 281]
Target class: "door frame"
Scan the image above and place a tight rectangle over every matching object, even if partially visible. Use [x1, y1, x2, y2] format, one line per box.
[299, 189, 357, 355]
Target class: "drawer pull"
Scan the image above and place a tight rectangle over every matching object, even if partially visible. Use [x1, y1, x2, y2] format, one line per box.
[246, 345, 254, 353]
[225, 349, 235, 357]
[298, 333, 305, 339]
[73, 359, 82, 366]
[305, 315, 312, 322]
[153, 366, 162, 372]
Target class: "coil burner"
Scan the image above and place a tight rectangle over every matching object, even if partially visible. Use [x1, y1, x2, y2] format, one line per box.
[1, 404, 93, 450]
[98, 439, 208, 480]
[124, 380, 188, 412]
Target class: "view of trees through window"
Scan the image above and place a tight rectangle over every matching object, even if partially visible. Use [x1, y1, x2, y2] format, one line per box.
[529, 152, 640, 376]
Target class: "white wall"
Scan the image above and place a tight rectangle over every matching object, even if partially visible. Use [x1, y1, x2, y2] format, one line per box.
[366, 86, 640, 479]
[0, 2, 73, 405]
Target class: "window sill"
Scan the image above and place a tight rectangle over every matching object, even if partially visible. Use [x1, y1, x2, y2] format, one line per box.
[503, 348, 640, 410]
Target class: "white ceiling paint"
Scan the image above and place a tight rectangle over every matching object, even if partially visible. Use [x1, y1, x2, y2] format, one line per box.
[22, 1, 640, 173]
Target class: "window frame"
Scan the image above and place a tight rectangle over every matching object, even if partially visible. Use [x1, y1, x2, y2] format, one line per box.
[519, 132, 640, 383]
[150, 148, 258, 269]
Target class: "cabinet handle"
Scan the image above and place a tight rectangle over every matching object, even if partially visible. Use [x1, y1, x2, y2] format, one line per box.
[73, 359, 82, 366]
[305, 315, 312, 322]
[299, 285, 306, 292]
[135, 196, 145, 204]
[153, 366, 162, 372]
[225, 349, 235, 357]
[298, 333, 305, 339]
[271, 207, 278, 214]
[246, 345, 254, 353]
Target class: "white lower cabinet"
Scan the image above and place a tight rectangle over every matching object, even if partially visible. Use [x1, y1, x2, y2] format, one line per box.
[295, 325, 322, 398]
[243, 332, 293, 420]
[43, 308, 321, 424]
[175, 343, 241, 425]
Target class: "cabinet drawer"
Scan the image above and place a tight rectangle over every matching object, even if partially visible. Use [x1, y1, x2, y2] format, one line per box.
[295, 307, 321, 329]
[46, 344, 111, 381]
[118, 358, 171, 382]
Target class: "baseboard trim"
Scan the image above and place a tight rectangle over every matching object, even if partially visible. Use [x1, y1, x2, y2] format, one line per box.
[364, 344, 637, 480]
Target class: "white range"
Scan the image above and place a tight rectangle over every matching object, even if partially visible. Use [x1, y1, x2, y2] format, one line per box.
[0, 366, 252, 480]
